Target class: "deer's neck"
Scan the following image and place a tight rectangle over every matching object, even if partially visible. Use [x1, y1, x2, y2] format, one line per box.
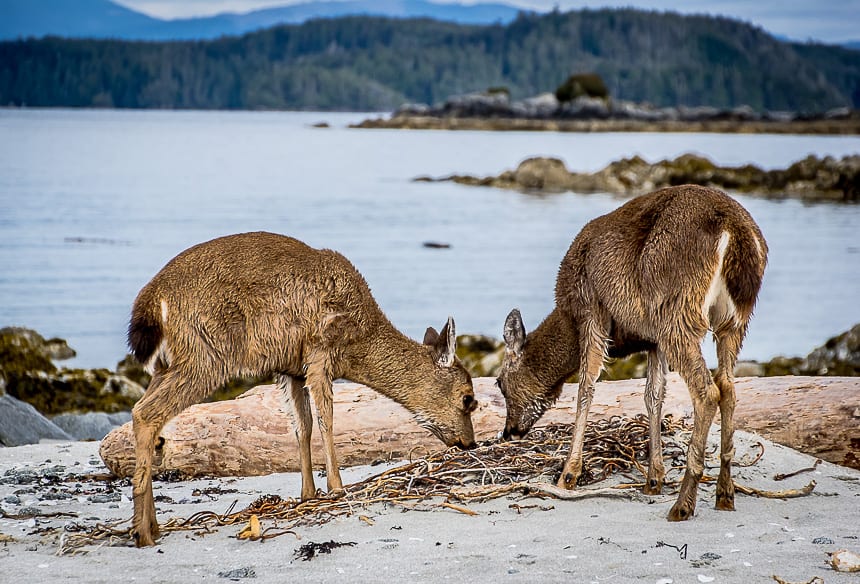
[342, 320, 433, 413]
[525, 308, 580, 393]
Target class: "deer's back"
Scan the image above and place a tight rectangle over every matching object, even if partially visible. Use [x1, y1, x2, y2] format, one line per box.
[556, 185, 767, 335]
[133, 232, 379, 374]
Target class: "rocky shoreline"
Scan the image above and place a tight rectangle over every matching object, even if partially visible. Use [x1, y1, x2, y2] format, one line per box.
[352, 91, 860, 135]
[417, 153, 860, 202]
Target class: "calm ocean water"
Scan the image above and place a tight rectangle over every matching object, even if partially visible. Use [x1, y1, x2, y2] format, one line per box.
[1, 108, 858, 369]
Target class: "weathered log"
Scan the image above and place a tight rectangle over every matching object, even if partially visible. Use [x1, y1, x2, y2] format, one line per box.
[99, 375, 860, 477]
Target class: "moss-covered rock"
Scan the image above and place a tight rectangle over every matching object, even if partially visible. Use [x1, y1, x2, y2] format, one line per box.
[426, 153, 860, 202]
[758, 324, 860, 377]
[456, 334, 505, 377]
[800, 324, 860, 376]
[1, 328, 144, 414]
[0, 327, 61, 384]
[555, 73, 609, 102]
[116, 354, 151, 388]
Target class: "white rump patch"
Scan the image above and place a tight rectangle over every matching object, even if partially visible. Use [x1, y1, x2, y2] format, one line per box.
[144, 339, 171, 375]
[703, 231, 738, 327]
[160, 299, 169, 323]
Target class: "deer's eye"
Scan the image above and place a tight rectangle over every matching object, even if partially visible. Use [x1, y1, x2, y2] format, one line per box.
[462, 394, 476, 412]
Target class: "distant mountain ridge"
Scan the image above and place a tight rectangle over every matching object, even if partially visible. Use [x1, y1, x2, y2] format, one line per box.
[0, 0, 523, 40]
[2, 9, 858, 112]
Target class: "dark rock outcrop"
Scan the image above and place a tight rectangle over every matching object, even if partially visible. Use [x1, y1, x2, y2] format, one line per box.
[418, 154, 860, 202]
[357, 91, 860, 134]
[762, 324, 860, 377]
[0, 327, 144, 420]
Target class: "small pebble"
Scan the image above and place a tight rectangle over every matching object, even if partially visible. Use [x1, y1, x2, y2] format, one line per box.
[217, 567, 256, 579]
[812, 537, 834, 545]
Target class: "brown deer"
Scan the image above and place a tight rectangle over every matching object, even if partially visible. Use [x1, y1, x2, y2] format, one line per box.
[127, 232, 477, 546]
[498, 185, 767, 521]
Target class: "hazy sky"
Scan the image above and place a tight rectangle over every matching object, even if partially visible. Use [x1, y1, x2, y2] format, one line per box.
[113, 0, 860, 43]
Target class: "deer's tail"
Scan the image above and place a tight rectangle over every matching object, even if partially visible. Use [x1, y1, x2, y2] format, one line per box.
[128, 291, 163, 367]
[723, 223, 768, 321]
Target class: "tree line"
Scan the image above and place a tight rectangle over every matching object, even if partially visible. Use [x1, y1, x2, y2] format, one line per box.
[1, 9, 858, 112]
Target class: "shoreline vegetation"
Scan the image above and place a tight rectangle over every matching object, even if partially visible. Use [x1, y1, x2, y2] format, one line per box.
[352, 90, 860, 135]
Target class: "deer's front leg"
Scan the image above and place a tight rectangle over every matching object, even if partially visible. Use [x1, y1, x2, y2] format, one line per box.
[643, 349, 668, 495]
[558, 321, 606, 490]
[305, 360, 343, 496]
[280, 374, 316, 501]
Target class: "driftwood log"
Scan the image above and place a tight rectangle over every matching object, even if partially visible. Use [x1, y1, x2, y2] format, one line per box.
[99, 375, 860, 478]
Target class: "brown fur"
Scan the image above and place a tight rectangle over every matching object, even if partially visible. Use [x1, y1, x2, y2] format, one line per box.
[127, 232, 477, 546]
[498, 185, 767, 521]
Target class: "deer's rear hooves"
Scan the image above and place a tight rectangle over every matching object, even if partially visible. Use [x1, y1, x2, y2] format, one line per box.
[715, 495, 736, 511]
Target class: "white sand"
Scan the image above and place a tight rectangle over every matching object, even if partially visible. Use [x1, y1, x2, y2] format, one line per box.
[1, 428, 859, 584]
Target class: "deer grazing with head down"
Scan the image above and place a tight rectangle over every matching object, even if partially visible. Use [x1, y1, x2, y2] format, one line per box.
[127, 232, 477, 546]
[498, 185, 767, 521]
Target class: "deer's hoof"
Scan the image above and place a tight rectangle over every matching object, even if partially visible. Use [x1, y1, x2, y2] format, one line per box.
[557, 472, 577, 490]
[643, 478, 663, 495]
[715, 493, 736, 511]
[133, 527, 157, 547]
[326, 488, 346, 500]
[132, 518, 160, 547]
[667, 501, 695, 522]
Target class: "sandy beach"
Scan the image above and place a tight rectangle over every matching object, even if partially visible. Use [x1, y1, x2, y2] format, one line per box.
[2, 424, 859, 584]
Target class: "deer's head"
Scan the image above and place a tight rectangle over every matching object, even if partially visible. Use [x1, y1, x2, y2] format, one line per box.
[413, 317, 478, 449]
[497, 309, 563, 440]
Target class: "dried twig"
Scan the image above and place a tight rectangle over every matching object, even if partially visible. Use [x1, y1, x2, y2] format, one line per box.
[734, 480, 817, 499]
[771, 575, 824, 584]
[774, 459, 821, 481]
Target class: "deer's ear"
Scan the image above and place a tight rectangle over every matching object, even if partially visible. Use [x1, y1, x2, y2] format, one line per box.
[503, 309, 526, 357]
[320, 312, 359, 344]
[430, 316, 457, 367]
[423, 326, 439, 346]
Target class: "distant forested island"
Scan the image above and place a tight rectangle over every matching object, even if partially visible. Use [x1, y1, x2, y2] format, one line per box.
[1, 9, 858, 112]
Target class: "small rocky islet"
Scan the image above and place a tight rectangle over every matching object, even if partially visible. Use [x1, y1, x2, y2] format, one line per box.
[354, 87, 860, 136]
[1, 323, 858, 448]
[417, 153, 860, 202]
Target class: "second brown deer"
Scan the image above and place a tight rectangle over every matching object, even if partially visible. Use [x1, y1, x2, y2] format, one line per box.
[497, 185, 767, 521]
[127, 232, 477, 546]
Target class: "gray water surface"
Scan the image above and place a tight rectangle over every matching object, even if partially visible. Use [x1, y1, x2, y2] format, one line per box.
[1, 109, 858, 369]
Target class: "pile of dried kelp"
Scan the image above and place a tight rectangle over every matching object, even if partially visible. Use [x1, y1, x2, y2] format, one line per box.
[56, 414, 814, 555]
[57, 415, 680, 553]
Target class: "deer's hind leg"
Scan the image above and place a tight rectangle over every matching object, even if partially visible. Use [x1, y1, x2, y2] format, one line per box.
[131, 363, 223, 546]
[712, 323, 746, 511]
[643, 349, 669, 495]
[558, 316, 608, 490]
[279, 374, 316, 501]
[662, 333, 720, 522]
